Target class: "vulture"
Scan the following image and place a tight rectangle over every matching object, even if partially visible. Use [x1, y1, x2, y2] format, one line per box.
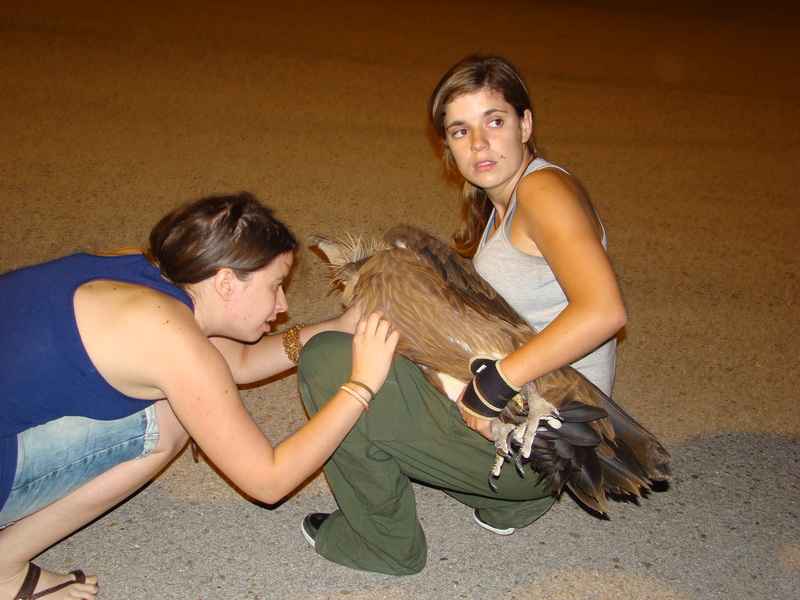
[311, 224, 670, 514]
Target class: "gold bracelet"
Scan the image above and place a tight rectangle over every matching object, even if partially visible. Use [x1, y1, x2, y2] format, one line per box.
[339, 384, 370, 411]
[282, 324, 309, 364]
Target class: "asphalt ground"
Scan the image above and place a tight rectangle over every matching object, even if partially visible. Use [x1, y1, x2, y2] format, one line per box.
[1, 1, 798, 598]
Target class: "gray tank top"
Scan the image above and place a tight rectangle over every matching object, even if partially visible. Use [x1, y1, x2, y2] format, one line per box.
[472, 157, 617, 394]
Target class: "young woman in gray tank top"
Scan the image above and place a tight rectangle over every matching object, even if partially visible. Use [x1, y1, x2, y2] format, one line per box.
[296, 56, 631, 575]
[428, 55, 627, 441]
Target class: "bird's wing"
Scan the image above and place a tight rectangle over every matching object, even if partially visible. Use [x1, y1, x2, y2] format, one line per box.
[353, 247, 525, 384]
[526, 367, 671, 513]
[316, 224, 671, 513]
[384, 224, 530, 330]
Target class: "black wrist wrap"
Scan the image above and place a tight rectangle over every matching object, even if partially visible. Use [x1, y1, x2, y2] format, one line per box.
[459, 356, 521, 420]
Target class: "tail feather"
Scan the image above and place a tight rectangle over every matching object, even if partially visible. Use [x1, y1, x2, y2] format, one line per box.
[560, 367, 672, 482]
[512, 390, 669, 514]
[557, 400, 607, 423]
[549, 417, 603, 447]
[595, 451, 650, 498]
[597, 394, 671, 481]
[564, 449, 608, 514]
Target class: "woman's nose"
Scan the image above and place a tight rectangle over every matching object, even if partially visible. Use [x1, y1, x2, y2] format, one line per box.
[276, 288, 289, 313]
[470, 130, 488, 152]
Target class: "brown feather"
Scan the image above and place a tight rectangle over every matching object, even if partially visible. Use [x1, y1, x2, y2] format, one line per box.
[311, 225, 670, 515]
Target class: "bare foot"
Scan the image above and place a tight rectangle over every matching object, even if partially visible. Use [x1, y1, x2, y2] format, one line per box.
[0, 563, 98, 600]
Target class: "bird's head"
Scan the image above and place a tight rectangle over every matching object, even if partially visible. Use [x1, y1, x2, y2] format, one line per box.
[309, 233, 388, 305]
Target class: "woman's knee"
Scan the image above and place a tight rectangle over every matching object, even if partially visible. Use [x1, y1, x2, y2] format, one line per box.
[297, 331, 353, 414]
[300, 331, 353, 369]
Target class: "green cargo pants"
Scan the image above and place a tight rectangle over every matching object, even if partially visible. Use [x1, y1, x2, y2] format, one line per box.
[297, 332, 556, 575]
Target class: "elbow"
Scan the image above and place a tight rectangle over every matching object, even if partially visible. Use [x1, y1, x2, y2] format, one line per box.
[610, 302, 628, 333]
[257, 491, 286, 506]
[593, 299, 627, 341]
[242, 478, 290, 506]
[250, 486, 287, 506]
[250, 490, 289, 504]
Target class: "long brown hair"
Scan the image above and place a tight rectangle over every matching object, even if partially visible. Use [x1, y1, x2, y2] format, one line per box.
[428, 55, 539, 257]
[144, 192, 299, 289]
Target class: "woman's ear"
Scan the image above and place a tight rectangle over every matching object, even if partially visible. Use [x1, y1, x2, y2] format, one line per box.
[213, 268, 237, 300]
[520, 109, 533, 144]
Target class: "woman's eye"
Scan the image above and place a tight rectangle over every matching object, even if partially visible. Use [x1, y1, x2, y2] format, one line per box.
[488, 118, 503, 128]
[450, 128, 467, 139]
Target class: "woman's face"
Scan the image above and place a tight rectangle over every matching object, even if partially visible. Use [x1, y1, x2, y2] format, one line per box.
[443, 88, 532, 205]
[224, 251, 293, 342]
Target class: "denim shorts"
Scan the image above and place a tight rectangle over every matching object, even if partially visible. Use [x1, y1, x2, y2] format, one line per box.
[0, 403, 159, 528]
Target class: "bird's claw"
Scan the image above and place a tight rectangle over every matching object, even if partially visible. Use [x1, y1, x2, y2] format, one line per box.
[490, 419, 517, 458]
[488, 388, 561, 484]
[517, 388, 560, 459]
[490, 453, 505, 477]
[542, 415, 562, 429]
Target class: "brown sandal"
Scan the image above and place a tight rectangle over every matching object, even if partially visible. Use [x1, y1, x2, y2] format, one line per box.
[13, 563, 87, 600]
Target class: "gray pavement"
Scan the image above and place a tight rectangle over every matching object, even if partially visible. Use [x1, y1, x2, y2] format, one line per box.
[34, 434, 800, 599]
[2, 1, 798, 599]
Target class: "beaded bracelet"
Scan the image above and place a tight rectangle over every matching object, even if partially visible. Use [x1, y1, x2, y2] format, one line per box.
[339, 384, 371, 411]
[282, 323, 309, 364]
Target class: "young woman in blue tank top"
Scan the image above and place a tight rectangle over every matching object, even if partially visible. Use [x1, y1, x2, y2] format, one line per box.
[0, 193, 398, 600]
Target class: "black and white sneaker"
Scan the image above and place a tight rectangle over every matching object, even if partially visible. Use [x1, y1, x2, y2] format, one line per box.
[301, 512, 331, 548]
[472, 509, 516, 535]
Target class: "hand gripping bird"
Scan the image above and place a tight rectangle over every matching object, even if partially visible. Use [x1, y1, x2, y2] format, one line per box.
[311, 224, 670, 514]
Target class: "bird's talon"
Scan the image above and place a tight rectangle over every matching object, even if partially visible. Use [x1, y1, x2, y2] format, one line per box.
[491, 454, 505, 477]
[515, 453, 526, 475]
[543, 416, 562, 429]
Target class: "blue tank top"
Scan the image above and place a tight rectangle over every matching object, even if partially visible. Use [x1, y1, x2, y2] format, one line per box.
[0, 253, 193, 508]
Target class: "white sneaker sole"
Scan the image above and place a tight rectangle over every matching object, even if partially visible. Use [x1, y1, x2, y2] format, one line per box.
[301, 519, 317, 548]
[472, 510, 516, 535]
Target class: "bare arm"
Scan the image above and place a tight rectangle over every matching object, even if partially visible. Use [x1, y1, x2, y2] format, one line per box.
[77, 283, 396, 503]
[159, 310, 398, 504]
[210, 302, 362, 384]
[499, 169, 627, 385]
[459, 170, 627, 437]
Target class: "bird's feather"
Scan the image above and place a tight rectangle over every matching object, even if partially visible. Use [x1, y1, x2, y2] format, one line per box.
[312, 224, 670, 515]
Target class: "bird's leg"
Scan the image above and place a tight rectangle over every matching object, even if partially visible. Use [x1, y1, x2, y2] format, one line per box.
[518, 384, 560, 460]
[489, 393, 534, 480]
[488, 388, 560, 483]
[488, 420, 509, 491]
[490, 419, 516, 457]
[489, 417, 518, 482]
[490, 453, 506, 482]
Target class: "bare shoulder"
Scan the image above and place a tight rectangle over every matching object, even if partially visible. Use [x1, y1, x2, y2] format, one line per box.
[74, 280, 207, 399]
[75, 280, 195, 328]
[514, 167, 602, 240]
[517, 167, 587, 208]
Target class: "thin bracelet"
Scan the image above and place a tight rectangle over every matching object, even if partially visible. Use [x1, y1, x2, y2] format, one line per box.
[345, 380, 376, 402]
[341, 384, 370, 410]
[339, 384, 370, 411]
[282, 324, 309, 364]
